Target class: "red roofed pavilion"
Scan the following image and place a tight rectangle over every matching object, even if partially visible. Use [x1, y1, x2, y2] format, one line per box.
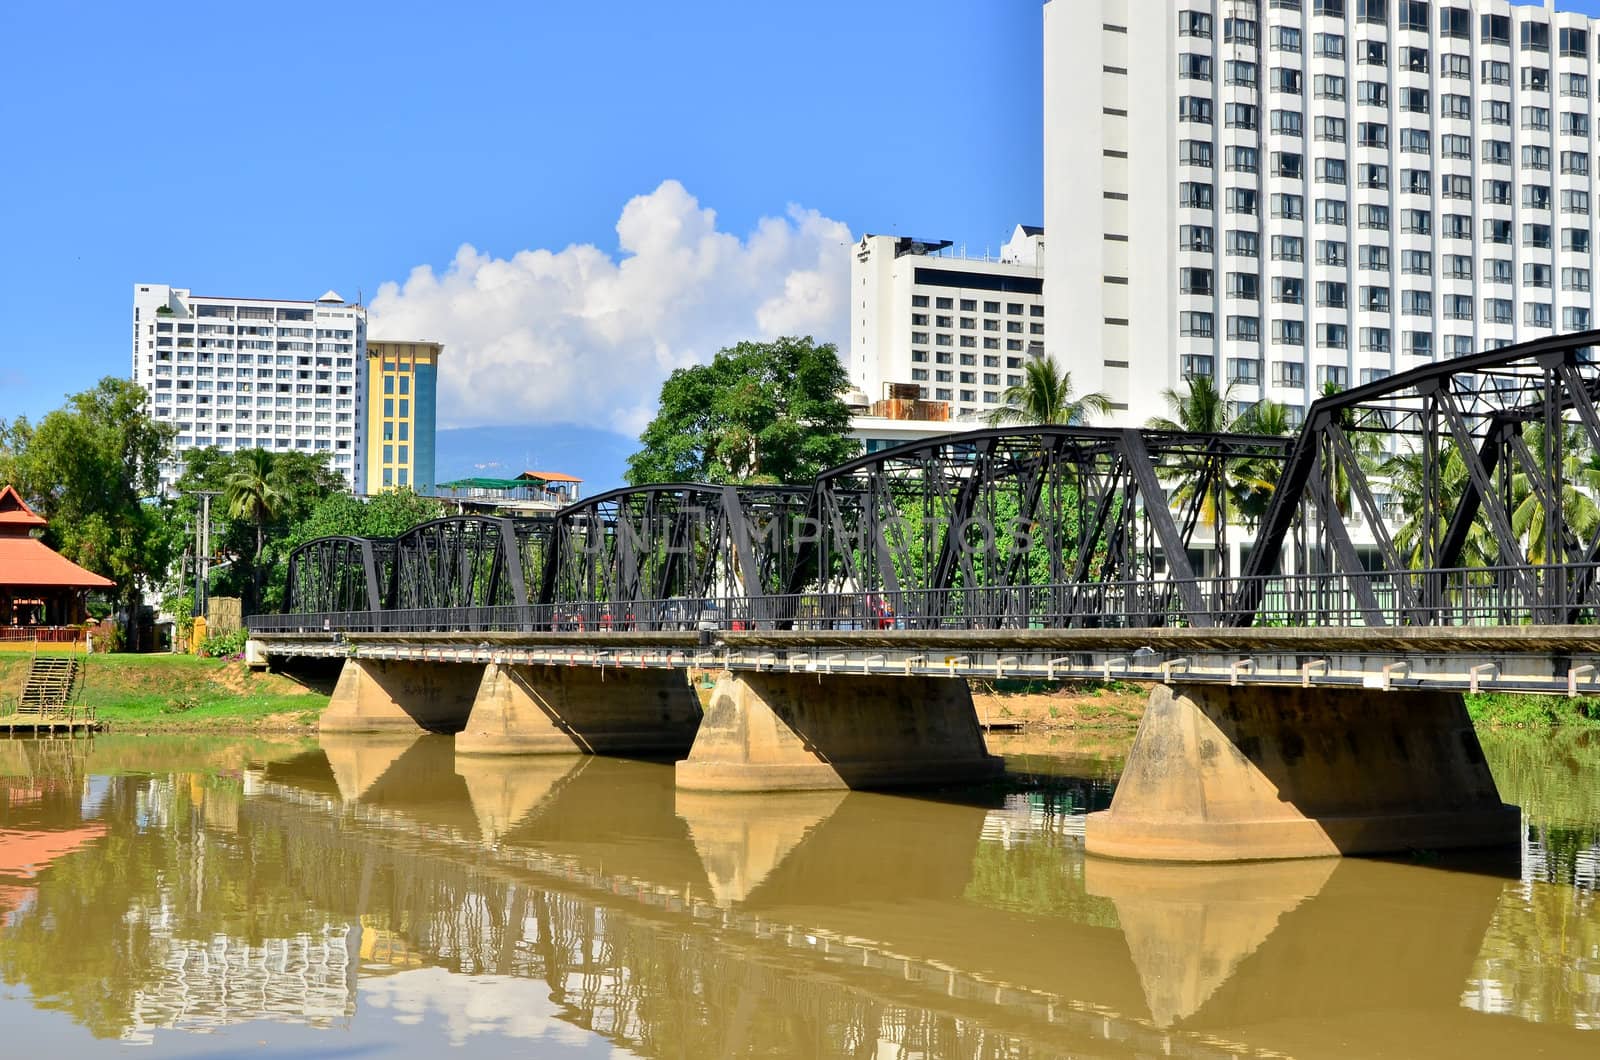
[0, 486, 113, 629]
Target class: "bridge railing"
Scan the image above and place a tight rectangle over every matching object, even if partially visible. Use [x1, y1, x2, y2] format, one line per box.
[248, 561, 1600, 635]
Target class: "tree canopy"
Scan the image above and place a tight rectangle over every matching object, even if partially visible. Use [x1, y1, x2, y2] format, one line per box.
[625, 336, 859, 485]
[285, 489, 445, 548]
[0, 378, 175, 644]
[171, 447, 349, 613]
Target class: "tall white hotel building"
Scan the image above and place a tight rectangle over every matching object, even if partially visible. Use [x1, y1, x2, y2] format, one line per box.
[1046, 0, 1600, 428]
[132, 285, 366, 494]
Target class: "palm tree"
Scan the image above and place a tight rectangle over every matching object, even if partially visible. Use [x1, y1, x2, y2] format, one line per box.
[1145, 376, 1287, 574]
[1379, 442, 1496, 568]
[1510, 422, 1600, 564]
[224, 449, 287, 609]
[986, 356, 1111, 427]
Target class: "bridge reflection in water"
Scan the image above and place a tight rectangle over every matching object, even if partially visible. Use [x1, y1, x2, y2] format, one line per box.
[1, 735, 1598, 1056]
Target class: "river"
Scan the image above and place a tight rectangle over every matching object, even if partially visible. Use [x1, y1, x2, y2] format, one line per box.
[0, 727, 1596, 1057]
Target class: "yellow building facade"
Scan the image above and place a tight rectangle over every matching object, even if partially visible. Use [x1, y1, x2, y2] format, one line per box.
[365, 340, 443, 494]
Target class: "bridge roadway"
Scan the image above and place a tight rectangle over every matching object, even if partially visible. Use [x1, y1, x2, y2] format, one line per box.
[255, 623, 1600, 696]
[242, 737, 1594, 1058]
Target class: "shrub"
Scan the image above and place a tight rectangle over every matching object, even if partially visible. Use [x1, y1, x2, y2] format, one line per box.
[200, 627, 249, 658]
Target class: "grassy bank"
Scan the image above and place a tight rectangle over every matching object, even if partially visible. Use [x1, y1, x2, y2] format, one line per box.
[980, 682, 1600, 734]
[1466, 692, 1600, 729]
[0, 652, 327, 732]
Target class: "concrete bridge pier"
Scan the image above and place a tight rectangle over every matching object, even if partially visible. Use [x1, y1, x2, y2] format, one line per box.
[455, 663, 702, 757]
[1085, 683, 1521, 862]
[675, 671, 1002, 792]
[319, 658, 484, 735]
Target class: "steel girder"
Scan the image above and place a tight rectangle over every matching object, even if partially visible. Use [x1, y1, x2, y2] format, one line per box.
[284, 536, 391, 614]
[392, 516, 530, 610]
[793, 426, 1294, 628]
[1235, 327, 1600, 626]
[536, 483, 812, 626]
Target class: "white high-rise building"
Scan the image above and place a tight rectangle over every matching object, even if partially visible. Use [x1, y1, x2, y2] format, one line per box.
[131, 285, 367, 493]
[848, 226, 1047, 423]
[1046, 0, 1600, 429]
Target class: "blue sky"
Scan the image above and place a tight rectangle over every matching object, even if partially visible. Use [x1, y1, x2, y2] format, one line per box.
[0, 0, 1046, 488]
[5, 1, 1598, 490]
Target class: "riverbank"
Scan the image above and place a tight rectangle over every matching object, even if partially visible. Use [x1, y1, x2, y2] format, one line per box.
[0, 653, 325, 733]
[971, 681, 1146, 734]
[4, 653, 1598, 737]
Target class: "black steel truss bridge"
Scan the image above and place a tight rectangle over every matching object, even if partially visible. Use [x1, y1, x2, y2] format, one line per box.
[252, 330, 1600, 695]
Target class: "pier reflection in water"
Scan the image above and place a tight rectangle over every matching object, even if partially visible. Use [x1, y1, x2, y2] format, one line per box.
[0, 730, 1596, 1056]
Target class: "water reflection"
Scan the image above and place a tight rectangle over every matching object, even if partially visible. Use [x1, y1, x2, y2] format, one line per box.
[0, 730, 1596, 1056]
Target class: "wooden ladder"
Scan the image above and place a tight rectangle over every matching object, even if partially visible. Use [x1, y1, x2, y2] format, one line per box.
[16, 655, 81, 717]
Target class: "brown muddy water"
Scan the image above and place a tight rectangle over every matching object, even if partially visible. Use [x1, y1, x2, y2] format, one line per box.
[0, 728, 1596, 1057]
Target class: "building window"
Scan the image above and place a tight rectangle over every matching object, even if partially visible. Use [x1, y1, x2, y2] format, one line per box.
[1180, 225, 1214, 252]
[1180, 140, 1213, 167]
[1522, 21, 1550, 54]
[1224, 17, 1258, 45]
[1272, 320, 1305, 347]
[1179, 267, 1214, 295]
[1179, 311, 1214, 338]
[1403, 331, 1434, 358]
[1273, 361, 1305, 387]
[1179, 10, 1213, 37]
[1178, 96, 1213, 124]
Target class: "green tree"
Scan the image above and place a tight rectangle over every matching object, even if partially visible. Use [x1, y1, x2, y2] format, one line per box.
[2, 378, 175, 648]
[1378, 443, 1495, 568]
[1510, 422, 1600, 564]
[172, 447, 347, 612]
[224, 449, 288, 606]
[625, 336, 859, 485]
[1145, 376, 1287, 568]
[985, 356, 1111, 427]
[285, 488, 443, 547]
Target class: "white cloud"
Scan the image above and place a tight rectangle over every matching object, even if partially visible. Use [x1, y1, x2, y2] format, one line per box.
[369, 181, 853, 437]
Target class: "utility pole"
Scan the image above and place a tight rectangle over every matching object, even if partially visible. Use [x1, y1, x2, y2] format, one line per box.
[190, 491, 221, 619]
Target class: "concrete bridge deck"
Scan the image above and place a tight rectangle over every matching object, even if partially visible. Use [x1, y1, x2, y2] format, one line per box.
[254, 623, 1600, 696]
